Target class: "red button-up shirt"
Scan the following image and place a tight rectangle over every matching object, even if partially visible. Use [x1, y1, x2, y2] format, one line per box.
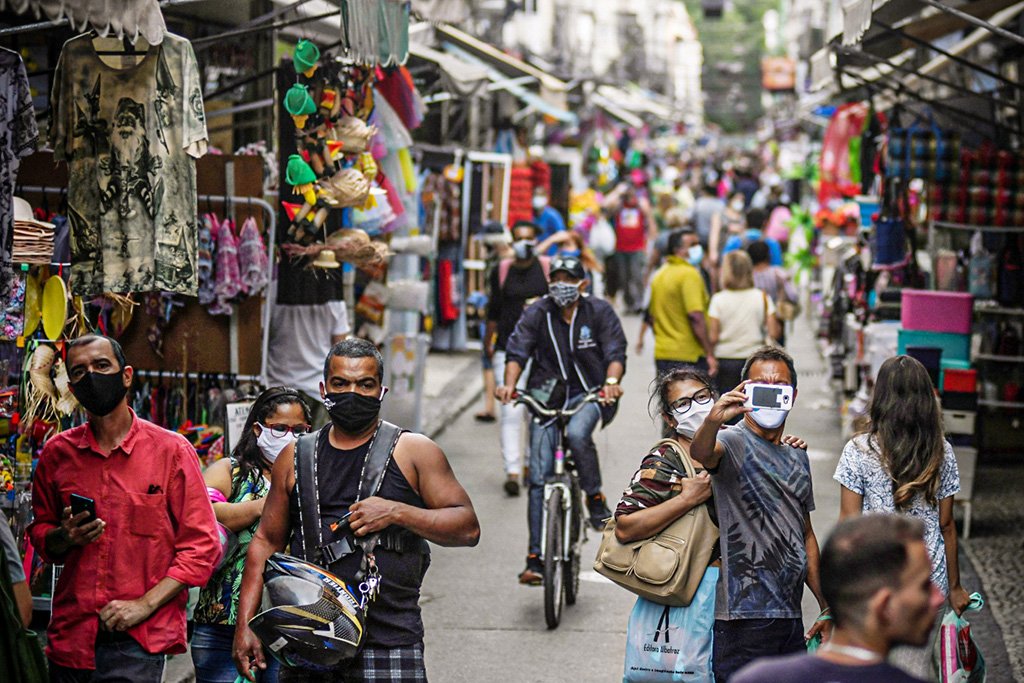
[28, 411, 219, 669]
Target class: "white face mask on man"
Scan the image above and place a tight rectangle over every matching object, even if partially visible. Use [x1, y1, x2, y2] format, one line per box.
[256, 425, 299, 463]
[749, 408, 788, 430]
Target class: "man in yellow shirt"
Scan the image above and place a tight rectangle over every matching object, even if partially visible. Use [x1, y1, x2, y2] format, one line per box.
[647, 229, 717, 378]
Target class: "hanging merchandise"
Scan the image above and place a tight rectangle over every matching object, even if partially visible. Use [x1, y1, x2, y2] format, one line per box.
[0, 271, 26, 341]
[50, 33, 208, 296]
[341, 0, 410, 67]
[237, 217, 269, 295]
[0, 49, 39, 273]
[11, 198, 54, 265]
[197, 213, 217, 306]
[40, 274, 68, 341]
[819, 102, 868, 206]
[211, 218, 242, 315]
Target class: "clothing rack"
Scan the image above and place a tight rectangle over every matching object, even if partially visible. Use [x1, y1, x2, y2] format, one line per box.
[132, 369, 262, 383]
[16, 188, 277, 387]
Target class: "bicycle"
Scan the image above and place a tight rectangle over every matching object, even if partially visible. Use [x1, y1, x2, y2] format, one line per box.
[515, 390, 604, 630]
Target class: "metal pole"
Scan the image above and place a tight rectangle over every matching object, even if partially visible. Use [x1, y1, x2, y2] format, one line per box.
[874, 21, 1017, 90]
[192, 9, 340, 49]
[916, 0, 1024, 48]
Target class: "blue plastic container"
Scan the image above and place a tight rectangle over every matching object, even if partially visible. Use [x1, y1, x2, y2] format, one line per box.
[898, 329, 971, 363]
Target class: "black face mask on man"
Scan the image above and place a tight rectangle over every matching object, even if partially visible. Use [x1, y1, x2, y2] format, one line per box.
[323, 388, 387, 433]
[71, 371, 129, 417]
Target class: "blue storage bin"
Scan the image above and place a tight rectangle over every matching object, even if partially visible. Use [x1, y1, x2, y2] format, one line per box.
[897, 329, 971, 363]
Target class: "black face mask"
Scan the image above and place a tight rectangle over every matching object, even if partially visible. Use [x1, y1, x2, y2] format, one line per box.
[70, 371, 128, 417]
[323, 390, 383, 434]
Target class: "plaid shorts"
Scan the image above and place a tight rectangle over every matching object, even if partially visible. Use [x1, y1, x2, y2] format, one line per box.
[278, 642, 427, 682]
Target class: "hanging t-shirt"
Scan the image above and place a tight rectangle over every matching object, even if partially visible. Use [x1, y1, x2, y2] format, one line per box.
[50, 33, 208, 296]
[0, 48, 39, 268]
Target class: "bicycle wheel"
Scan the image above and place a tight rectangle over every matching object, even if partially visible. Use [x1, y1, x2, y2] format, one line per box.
[564, 475, 582, 605]
[543, 487, 564, 629]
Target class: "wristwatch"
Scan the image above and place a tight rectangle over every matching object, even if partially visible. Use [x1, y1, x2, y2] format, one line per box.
[604, 377, 619, 386]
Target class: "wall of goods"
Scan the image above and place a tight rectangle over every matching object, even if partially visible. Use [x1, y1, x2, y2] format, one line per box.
[817, 105, 1024, 459]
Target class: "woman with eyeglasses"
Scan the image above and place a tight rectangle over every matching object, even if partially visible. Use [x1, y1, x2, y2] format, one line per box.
[192, 387, 312, 683]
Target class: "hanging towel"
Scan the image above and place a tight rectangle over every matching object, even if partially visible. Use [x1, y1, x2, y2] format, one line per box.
[211, 217, 241, 315]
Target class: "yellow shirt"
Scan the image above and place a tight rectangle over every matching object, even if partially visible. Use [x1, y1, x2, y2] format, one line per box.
[649, 256, 709, 362]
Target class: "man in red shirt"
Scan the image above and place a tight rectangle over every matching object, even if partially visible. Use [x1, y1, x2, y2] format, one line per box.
[603, 182, 656, 313]
[28, 334, 219, 683]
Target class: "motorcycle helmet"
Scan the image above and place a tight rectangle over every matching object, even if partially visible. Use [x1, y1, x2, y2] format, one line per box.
[248, 553, 366, 670]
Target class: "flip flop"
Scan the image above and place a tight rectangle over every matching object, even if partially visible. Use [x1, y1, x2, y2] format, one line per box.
[474, 412, 496, 423]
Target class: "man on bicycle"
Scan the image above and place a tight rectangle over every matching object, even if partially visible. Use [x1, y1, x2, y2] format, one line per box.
[498, 255, 627, 585]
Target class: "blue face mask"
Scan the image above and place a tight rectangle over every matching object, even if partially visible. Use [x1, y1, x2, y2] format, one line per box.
[688, 245, 704, 266]
[560, 249, 581, 258]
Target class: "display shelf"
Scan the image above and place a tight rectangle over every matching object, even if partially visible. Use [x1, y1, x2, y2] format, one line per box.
[932, 221, 1024, 233]
[974, 302, 1024, 316]
[978, 399, 1024, 409]
[974, 353, 1024, 363]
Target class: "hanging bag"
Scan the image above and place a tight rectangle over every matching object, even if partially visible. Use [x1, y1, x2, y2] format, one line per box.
[593, 439, 719, 607]
[622, 568, 718, 683]
[933, 592, 986, 683]
[873, 178, 908, 266]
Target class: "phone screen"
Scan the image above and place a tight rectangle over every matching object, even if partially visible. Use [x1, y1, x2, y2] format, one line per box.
[751, 386, 783, 409]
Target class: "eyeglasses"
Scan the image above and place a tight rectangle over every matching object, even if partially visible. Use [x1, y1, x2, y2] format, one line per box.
[669, 388, 713, 414]
[261, 423, 311, 437]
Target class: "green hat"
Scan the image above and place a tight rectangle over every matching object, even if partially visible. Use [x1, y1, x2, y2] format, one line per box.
[283, 83, 317, 117]
[293, 39, 321, 74]
[286, 154, 317, 186]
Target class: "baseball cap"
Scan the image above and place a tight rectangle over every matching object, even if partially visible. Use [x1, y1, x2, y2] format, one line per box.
[549, 255, 585, 280]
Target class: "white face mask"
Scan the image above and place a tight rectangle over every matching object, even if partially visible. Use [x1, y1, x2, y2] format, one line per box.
[687, 244, 704, 266]
[731, 199, 744, 211]
[256, 425, 299, 463]
[749, 408, 788, 430]
[532, 196, 547, 210]
[671, 402, 713, 439]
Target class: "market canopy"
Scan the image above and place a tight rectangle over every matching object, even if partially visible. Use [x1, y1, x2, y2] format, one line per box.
[409, 43, 489, 96]
[411, 0, 469, 24]
[595, 84, 674, 123]
[0, 0, 166, 43]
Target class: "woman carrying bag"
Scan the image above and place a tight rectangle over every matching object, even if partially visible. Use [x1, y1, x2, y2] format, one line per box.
[610, 369, 806, 682]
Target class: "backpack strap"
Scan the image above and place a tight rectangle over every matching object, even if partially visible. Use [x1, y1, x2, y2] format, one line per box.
[538, 255, 551, 280]
[293, 430, 325, 564]
[654, 438, 698, 479]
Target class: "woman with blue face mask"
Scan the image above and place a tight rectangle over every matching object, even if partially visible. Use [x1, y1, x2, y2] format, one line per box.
[192, 387, 311, 683]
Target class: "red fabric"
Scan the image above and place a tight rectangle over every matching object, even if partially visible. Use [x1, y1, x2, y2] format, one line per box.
[819, 102, 868, 205]
[614, 205, 646, 253]
[375, 66, 422, 131]
[437, 259, 459, 322]
[28, 412, 219, 669]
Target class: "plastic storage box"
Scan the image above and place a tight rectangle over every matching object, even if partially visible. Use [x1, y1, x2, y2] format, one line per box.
[898, 329, 971, 363]
[943, 368, 978, 393]
[901, 290, 974, 335]
[943, 410, 976, 435]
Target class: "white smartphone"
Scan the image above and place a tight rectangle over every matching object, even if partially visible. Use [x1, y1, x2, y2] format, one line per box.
[744, 383, 794, 411]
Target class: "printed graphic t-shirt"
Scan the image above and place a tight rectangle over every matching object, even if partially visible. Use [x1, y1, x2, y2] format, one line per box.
[0, 48, 39, 267]
[50, 33, 208, 296]
[713, 422, 814, 620]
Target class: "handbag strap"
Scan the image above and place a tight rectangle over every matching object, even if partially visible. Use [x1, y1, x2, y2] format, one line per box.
[653, 438, 697, 479]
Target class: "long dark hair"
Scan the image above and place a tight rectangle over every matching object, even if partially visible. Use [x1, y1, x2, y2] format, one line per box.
[232, 386, 311, 486]
[648, 368, 715, 421]
[865, 356, 945, 508]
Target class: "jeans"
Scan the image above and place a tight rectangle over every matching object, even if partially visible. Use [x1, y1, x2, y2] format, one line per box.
[607, 251, 646, 310]
[191, 623, 279, 683]
[49, 639, 166, 683]
[493, 349, 529, 476]
[526, 395, 602, 555]
[712, 618, 805, 682]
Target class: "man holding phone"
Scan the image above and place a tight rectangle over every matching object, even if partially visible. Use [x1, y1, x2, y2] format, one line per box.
[689, 346, 831, 681]
[28, 334, 219, 683]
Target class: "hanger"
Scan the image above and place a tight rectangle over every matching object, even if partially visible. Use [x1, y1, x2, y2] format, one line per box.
[93, 33, 148, 57]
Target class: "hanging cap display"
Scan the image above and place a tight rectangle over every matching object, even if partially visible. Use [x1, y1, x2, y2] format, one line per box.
[293, 39, 321, 75]
[285, 154, 317, 187]
[283, 83, 317, 117]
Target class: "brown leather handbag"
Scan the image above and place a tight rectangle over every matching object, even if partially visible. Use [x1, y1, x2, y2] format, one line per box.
[593, 439, 719, 607]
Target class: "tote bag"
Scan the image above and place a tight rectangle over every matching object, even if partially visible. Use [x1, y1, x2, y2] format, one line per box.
[622, 567, 717, 683]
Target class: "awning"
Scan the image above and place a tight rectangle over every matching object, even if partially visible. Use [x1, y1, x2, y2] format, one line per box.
[590, 92, 644, 129]
[439, 43, 577, 124]
[435, 23, 570, 97]
[409, 43, 489, 96]
[0, 0, 166, 43]
[411, 0, 470, 24]
[595, 84, 674, 122]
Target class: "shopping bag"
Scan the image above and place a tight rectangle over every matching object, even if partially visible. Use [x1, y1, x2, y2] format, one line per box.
[934, 592, 986, 683]
[622, 567, 717, 683]
[589, 217, 617, 259]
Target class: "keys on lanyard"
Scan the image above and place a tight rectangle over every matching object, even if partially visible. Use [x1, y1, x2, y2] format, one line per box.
[358, 552, 381, 610]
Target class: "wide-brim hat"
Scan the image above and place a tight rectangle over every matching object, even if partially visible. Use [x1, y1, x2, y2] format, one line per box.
[285, 154, 317, 186]
[293, 39, 320, 74]
[283, 83, 317, 117]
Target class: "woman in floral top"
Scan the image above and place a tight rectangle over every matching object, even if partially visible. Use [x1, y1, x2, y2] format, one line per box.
[834, 355, 969, 679]
[192, 387, 310, 683]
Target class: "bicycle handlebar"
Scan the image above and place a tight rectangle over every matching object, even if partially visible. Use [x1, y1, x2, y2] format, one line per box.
[513, 391, 606, 419]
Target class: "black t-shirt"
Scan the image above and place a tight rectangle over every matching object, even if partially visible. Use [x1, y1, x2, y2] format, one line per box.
[733, 653, 928, 683]
[486, 259, 549, 350]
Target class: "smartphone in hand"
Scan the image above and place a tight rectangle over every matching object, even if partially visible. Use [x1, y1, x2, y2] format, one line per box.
[69, 493, 97, 524]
